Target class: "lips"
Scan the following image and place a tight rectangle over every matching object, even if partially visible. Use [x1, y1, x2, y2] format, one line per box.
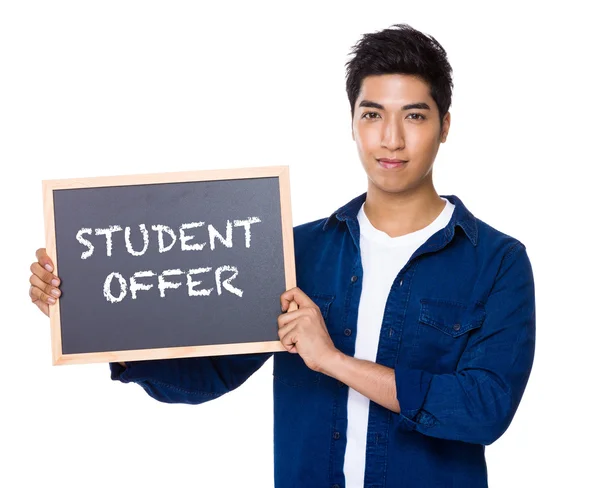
[378, 158, 408, 169]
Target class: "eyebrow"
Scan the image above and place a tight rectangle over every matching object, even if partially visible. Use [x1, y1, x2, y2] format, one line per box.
[358, 100, 431, 111]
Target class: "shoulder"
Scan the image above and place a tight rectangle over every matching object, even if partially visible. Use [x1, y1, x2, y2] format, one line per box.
[291, 210, 354, 266]
[293, 217, 330, 239]
[474, 216, 526, 254]
[292, 217, 332, 253]
[291, 192, 365, 245]
[472, 216, 531, 278]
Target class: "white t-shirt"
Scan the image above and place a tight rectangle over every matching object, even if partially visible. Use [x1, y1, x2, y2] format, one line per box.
[343, 197, 455, 487]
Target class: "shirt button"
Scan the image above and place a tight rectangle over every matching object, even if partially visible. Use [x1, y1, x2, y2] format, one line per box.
[350, 275, 358, 283]
[333, 485, 340, 488]
[333, 431, 340, 440]
[399, 279, 403, 286]
[344, 328, 352, 336]
[453, 323, 461, 331]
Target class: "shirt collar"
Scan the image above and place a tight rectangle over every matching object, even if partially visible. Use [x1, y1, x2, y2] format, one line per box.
[322, 192, 479, 246]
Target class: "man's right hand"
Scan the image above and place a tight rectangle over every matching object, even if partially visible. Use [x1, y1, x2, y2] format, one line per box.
[29, 248, 61, 318]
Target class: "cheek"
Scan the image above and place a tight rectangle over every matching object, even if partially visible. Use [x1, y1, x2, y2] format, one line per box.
[355, 127, 379, 155]
[409, 129, 439, 155]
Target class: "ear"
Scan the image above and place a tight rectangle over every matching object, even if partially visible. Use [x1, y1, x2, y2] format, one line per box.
[440, 112, 451, 143]
[351, 117, 355, 141]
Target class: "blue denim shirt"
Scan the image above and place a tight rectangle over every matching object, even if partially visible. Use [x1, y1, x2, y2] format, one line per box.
[111, 193, 536, 488]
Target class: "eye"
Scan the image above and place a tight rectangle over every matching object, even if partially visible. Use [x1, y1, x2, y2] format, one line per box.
[407, 113, 426, 120]
[361, 111, 381, 119]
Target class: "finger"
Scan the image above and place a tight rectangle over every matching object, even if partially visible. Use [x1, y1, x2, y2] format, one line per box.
[278, 322, 300, 352]
[30, 261, 60, 286]
[29, 277, 57, 305]
[280, 287, 312, 312]
[30, 274, 61, 300]
[277, 320, 296, 341]
[277, 309, 303, 329]
[36, 248, 55, 273]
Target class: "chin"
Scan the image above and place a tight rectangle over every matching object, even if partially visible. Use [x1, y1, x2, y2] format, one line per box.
[369, 179, 413, 195]
[366, 171, 406, 191]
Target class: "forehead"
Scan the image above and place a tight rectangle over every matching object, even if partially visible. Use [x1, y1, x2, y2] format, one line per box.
[357, 74, 434, 106]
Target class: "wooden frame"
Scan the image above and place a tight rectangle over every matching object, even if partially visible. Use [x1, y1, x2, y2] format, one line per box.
[42, 166, 295, 365]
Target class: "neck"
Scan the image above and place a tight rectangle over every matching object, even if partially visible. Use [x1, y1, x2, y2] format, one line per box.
[363, 183, 446, 238]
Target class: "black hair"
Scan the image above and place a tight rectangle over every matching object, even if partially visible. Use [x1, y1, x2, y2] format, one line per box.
[345, 23, 453, 126]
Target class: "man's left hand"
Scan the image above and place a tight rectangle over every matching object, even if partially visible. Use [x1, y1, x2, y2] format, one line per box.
[278, 287, 340, 373]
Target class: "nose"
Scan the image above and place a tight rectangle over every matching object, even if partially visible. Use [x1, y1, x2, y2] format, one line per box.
[381, 116, 405, 151]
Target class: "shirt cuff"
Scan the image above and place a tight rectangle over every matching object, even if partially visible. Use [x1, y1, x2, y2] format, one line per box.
[109, 362, 128, 381]
[108, 359, 175, 384]
[394, 367, 434, 429]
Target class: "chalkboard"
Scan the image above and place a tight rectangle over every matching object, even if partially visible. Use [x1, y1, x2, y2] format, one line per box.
[42, 166, 295, 365]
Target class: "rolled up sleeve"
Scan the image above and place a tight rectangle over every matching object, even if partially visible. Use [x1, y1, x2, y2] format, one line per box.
[393, 243, 536, 445]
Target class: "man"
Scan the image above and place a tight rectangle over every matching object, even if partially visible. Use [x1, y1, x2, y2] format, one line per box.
[29, 23, 536, 487]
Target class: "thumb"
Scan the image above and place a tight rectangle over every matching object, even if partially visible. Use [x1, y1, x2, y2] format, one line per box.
[280, 287, 311, 312]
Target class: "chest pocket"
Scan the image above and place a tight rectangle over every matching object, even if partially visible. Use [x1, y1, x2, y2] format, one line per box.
[409, 298, 486, 373]
[273, 293, 335, 387]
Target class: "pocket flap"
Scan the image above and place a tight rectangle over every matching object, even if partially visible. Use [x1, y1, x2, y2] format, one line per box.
[308, 293, 335, 319]
[419, 298, 486, 337]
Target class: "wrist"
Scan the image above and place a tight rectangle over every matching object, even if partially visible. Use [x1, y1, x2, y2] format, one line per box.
[319, 349, 346, 377]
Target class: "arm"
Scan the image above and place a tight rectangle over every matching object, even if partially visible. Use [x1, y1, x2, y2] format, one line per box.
[110, 352, 272, 404]
[323, 242, 535, 446]
[321, 354, 399, 413]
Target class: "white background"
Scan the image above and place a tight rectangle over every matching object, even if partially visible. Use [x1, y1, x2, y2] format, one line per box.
[1, 1, 598, 487]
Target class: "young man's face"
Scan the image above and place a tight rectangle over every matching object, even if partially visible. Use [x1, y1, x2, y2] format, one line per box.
[352, 73, 450, 197]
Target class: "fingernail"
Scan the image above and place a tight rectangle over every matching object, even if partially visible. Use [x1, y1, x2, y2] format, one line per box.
[47, 297, 56, 304]
[52, 279, 59, 287]
[45, 264, 53, 272]
[51, 289, 61, 297]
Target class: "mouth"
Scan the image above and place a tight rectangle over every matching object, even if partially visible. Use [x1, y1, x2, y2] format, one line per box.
[377, 158, 408, 169]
